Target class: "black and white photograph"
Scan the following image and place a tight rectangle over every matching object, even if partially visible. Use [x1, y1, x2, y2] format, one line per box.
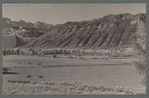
[2, 3, 146, 95]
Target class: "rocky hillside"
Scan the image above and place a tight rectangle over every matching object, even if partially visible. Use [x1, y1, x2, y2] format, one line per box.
[2, 36, 25, 48]
[23, 13, 146, 49]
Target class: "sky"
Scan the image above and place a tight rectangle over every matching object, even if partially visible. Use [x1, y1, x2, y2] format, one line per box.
[2, 3, 146, 25]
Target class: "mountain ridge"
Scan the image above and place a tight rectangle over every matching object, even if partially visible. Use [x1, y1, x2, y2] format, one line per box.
[22, 13, 146, 49]
[2, 13, 146, 49]
[2, 17, 54, 32]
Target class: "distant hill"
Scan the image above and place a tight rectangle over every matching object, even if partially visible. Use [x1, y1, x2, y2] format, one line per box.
[2, 18, 54, 48]
[22, 13, 146, 49]
[2, 17, 54, 32]
[2, 17, 34, 28]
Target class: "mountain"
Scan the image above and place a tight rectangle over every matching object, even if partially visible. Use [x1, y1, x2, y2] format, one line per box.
[34, 21, 53, 32]
[2, 17, 54, 32]
[2, 27, 45, 48]
[2, 18, 54, 48]
[23, 13, 146, 49]
[13, 20, 34, 27]
[3, 27, 44, 38]
[2, 17, 15, 28]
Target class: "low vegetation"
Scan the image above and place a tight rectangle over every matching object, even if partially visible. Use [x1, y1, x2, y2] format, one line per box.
[3, 80, 145, 95]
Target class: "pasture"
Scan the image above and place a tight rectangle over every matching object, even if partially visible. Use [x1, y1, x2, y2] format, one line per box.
[2, 55, 146, 95]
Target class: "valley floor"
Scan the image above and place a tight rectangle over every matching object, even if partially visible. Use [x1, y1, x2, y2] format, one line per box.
[2, 55, 146, 95]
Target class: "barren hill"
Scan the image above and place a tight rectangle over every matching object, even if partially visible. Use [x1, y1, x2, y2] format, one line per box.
[23, 13, 146, 49]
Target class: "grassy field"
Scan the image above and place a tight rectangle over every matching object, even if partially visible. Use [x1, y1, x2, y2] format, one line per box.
[2, 55, 146, 95]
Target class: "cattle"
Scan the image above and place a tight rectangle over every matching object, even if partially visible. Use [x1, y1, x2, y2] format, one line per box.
[53, 55, 57, 58]
[39, 76, 43, 78]
[79, 54, 81, 57]
[3, 68, 9, 72]
[26, 75, 32, 78]
[38, 62, 41, 65]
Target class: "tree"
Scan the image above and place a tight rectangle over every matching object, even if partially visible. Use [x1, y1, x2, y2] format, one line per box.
[132, 17, 146, 86]
[134, 18, 146, 64]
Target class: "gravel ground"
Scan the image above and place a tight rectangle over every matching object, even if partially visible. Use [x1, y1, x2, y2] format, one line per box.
[2, 80, 146, 95]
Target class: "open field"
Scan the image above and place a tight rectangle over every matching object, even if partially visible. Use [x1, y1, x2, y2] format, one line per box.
[2, 55, 146, 95]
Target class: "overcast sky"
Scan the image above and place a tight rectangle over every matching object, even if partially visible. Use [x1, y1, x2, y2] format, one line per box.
[3, 3, 146, 25]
